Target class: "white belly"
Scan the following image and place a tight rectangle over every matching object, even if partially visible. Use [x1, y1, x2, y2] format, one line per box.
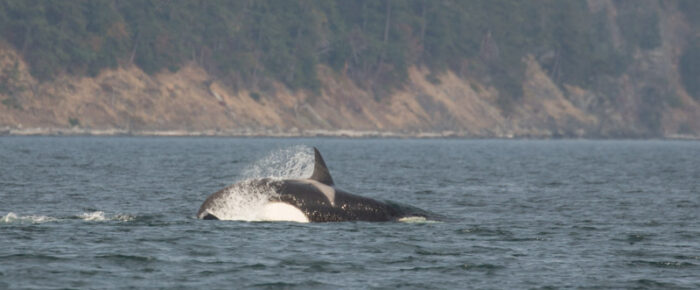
[259, 202, 310, 223]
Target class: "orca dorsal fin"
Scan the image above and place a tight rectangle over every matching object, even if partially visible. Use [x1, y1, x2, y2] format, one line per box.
[310, 147, 334, 186]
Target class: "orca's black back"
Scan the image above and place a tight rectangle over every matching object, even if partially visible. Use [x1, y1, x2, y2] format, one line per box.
[276, 181, 400, 222]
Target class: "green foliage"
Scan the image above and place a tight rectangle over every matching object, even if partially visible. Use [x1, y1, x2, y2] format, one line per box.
[680, 40, 700, 101]
[615, 0, 661, 50]
[68, 117, 80, 127]
[637, 86, 664, 134]
[1, 97, 22, 110]
[425, 72, 440, 85]
[0, 0, 670, 99]
[678, 0, 700, 27]
[0, 60, 25, 97]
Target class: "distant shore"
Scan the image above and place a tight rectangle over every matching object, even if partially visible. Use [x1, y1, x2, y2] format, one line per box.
[1, 126, 699, 140]
[0, 127, 468, 138]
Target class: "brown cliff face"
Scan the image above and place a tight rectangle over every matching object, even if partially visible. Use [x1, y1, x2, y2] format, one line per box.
[1, 41, 699, 138]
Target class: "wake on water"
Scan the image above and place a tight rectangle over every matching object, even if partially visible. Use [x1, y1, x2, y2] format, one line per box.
[1, 211, 135, 224]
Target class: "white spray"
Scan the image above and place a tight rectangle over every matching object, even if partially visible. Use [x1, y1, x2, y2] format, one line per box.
[204, 146, 314, 221]
[1, 211, 134, 223]
[241, 145, 314, 180]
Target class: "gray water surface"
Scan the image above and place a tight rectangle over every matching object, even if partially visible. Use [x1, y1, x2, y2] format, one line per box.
[1, 137, 699, 288]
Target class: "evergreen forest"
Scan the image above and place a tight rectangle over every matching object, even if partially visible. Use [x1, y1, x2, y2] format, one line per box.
[1, 0, 698, 101]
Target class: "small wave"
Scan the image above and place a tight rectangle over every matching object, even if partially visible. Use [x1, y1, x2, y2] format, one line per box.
[622, 233, 655, 244]
[415, 249, 462, 256]
[1, 212, 57, 224]
[0, 253, 67, 261]
[629, 260, 698, 268]
[461, 263, 505, 271]
[458, 226, 513, 237]
[250, 281, 329, 288]
[635, 279, 682, 288]
[95, 254, 156, 262]
[673, 255, 700, 260]
[400, 263, 503, 272]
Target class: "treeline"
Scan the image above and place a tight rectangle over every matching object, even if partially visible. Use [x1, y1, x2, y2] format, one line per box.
[0, 0, 677, 99]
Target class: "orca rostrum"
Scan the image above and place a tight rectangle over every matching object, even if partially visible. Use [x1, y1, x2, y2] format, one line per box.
[197, 147, 428, 222]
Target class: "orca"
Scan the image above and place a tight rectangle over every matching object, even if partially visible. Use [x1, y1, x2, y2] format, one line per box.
[197, 147, 429, 222]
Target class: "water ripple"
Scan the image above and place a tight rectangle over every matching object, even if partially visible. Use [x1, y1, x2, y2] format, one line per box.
[1, 138, 699, 288]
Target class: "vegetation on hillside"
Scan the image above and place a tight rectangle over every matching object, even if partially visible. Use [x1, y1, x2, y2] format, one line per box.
[1, 0, 692, 101]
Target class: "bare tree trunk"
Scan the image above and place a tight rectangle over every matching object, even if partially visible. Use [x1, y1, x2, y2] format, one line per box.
[287, 26, 302, 84]
[21, 27, 32, 55]
[251, 22, 264, 88]
[129, 41, 138, 65]
[127, 27, 142, 65]
[192, 45, 196, 62]
[552, 49, 561, 83]
[383, 0, 391, 44]
[375, 0, 392, 77]
[419, 0, 427, 61]
[362, 1, 367, 32]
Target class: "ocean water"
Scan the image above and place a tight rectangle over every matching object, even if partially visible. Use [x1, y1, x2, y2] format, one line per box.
[1, 137, 699, 289]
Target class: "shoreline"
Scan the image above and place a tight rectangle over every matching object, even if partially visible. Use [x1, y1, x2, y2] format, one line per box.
[0, 127, 465, 138]
[1, 127, 699, 140]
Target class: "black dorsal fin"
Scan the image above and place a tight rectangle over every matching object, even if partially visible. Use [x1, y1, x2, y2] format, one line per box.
[310, 147, 334, 186]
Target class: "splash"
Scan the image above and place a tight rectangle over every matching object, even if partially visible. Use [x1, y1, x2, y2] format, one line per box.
[0, 212, 135, 224]
[78, 211, 135, 222]
[114, 214, 136, 222]
[203, 179, 281, 221]
[1, 212, 57, 224]
[205, 146, 315, 221]
[79, 211, 107, 221]
[398, 216, 441, 224]
[241, 145, 314, 180]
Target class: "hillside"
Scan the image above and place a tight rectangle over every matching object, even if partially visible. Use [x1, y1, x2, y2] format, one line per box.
[1, 0, 699, 138]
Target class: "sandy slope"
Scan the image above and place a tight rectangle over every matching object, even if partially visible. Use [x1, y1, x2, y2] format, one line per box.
[1, 42, 698, 138]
